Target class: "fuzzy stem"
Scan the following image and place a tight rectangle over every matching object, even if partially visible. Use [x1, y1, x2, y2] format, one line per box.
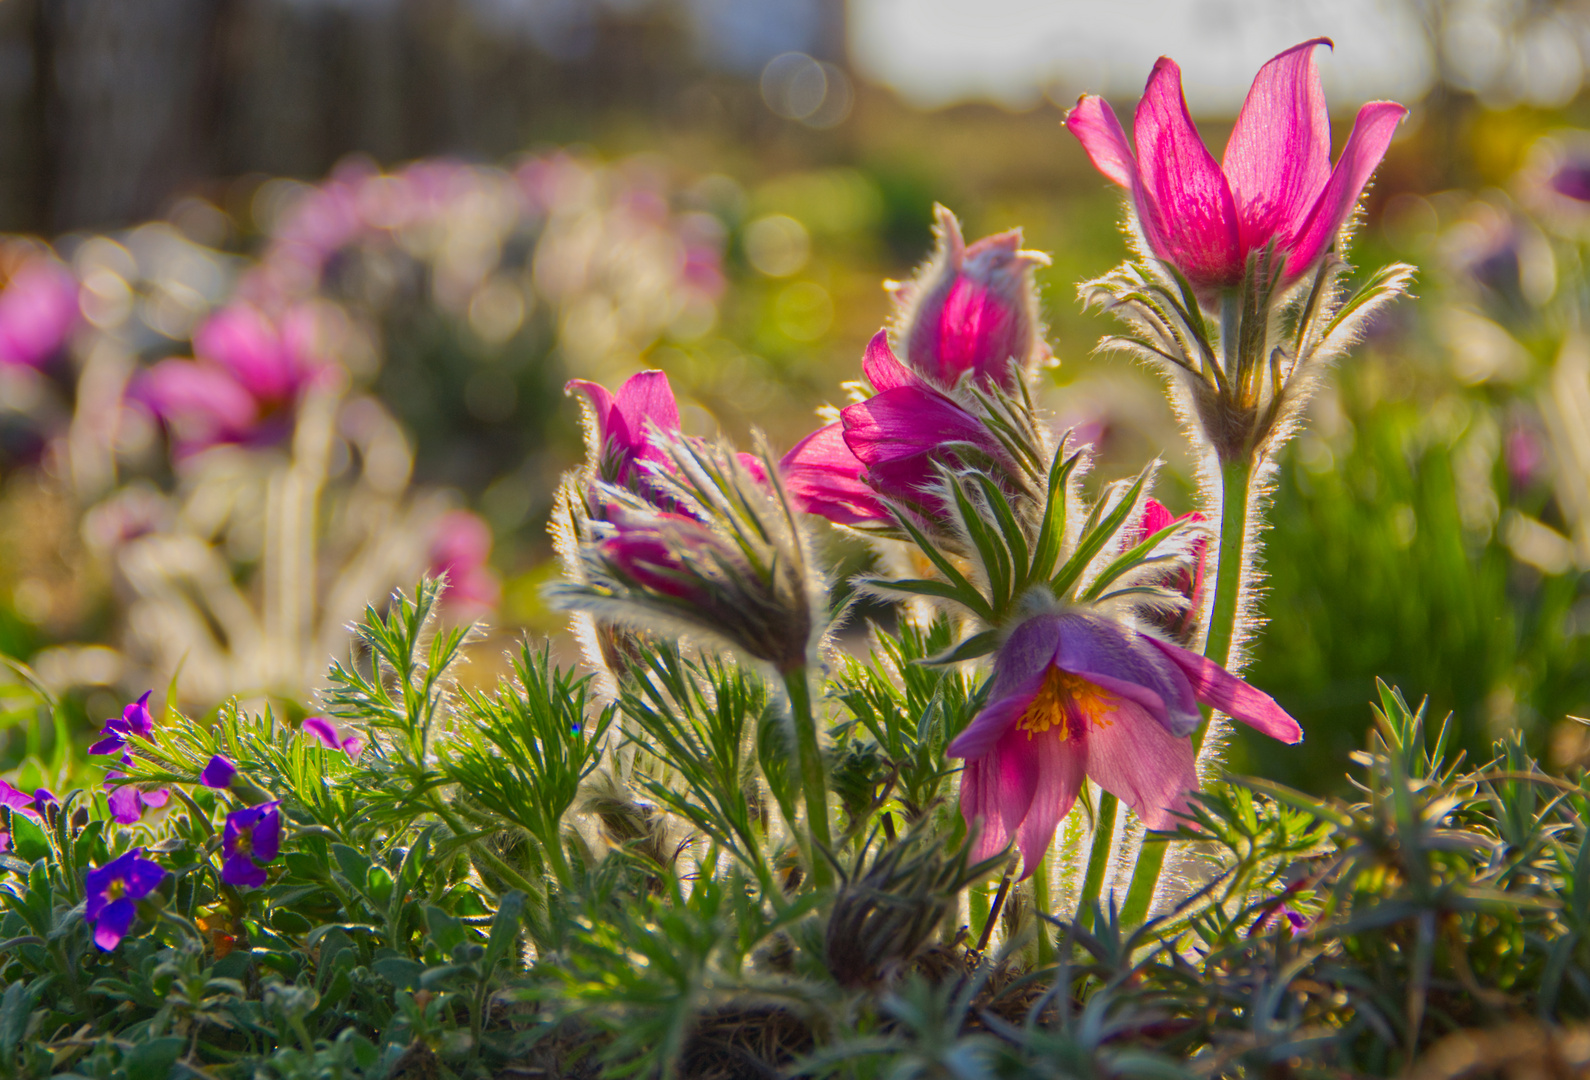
[782, 667, 834, 890]
[1033, 847, 1056, 967]
[1079, 791, 1118, 929]
[1117, 452, 1254, 926]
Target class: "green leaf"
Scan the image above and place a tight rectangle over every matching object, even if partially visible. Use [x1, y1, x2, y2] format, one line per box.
[371, 955, 424, 989]
[485, 890, 526, 971]
[1028, 446, 1084, 584]
[331, 843, 371, 885]
[123, 1036, 186, 1080]
[918, 630, 999, 666]
[1051, 464, 1153, 600]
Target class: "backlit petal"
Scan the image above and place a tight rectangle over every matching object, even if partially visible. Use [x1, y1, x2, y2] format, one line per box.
[946, 684, 1042, 761]
[959, 724, 1039, 863]
[615, 370, 681, 457]
[1014, 731, 1085, 877]
[1051, 613, 1201, 736]
[1133, 57, 1241, 286]
[1223, 39, 1334, 256]
[1285, 100, 1407, 278]
[780, 422, 890, 525]
[1141, 636, 1303, 743]
[1065, 94, 1137, 189]
[861, 330, 915, 392]
[1084, 701, 1197, 830]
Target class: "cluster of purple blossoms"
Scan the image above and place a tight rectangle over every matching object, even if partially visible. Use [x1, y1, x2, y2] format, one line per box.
[88, 692, 171, 825]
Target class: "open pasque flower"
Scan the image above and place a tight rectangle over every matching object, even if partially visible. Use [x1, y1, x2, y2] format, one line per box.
[890, 205, 1050, 390]
[1066, 38, 1406, 291]
[86, 849, 168, 950]
[222, 802, 282, 888]
[947, 610, 1301, 874]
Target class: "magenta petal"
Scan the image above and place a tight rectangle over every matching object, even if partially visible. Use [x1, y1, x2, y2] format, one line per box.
[140, 788, 170, 810]
[860, 331, 914, 392]
[614, 370, 680, 450]
[1013, 732, 1085, 877]
[1284, 100, 1407, 278]
[1084, 702, 1197, 831]
[959, 724, 1040, 863]
[779, 423, 890, 525]
[93, 897, 136, 951]
[0, 781, 31, 812]
[947, 686, 1041, 761]
[1065, 94, 1137, 189]
[106, 785, 143, 825]
[840, 387, 992, 468]
[1140, 636, 1303, 744]
[1132, 57, 1241, 287]
[1222, 38, 1334, 256]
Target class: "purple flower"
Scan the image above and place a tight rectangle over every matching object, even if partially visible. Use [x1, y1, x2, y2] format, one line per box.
[1066, 39, 1406, 292]
[946, 611, 1302, 875]
[0, 782, 53, 820]
[781, 332, 1014, 528]
[221, 802, 282, 889]
[88, 692, 155, 758]
[0, 258, 77, 369]
[104, 773, 169, 825]
[85, 849, 168, 950]
[302, 717, 364, 758]
[892, 205, 1050, 390]
[428, 511, 501, 619]
[201, 755, 237, 789]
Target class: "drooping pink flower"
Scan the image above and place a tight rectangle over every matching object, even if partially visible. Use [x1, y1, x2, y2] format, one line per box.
[780, 331, 1014, 528]
[428, 510, 501, 619]
[135, 302, 330, 454]
[947, 611, 1301, 875]
[892, 205, 1050, 389]
[0, 259, 77, 368]
[1065, 39, 1407, 291]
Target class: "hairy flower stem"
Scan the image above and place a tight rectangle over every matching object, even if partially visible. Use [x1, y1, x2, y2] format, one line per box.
[782, 666, 834, 890]
[1080, 791, 1119, 930]
[1118, 451, 1255, 926]
[1033, 848, 1056, 966]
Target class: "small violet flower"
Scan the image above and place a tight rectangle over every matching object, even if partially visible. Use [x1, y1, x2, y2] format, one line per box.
[88, 691, 155, 758]
[201, 754, 237, 789]
[302, 717, 364, 758]
[105, 774, 169, 825]
[1066, 38, 1406, 291]
[85, 849, 169, 951]
[221, 802, 282, 889]
[781, 331, 1014, 528]
[891, 205, 1050, 390]
[947, 611, 1302, 875]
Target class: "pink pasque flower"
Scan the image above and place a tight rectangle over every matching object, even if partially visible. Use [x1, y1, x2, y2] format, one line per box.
[1065, 39, 1406, 291]
[1135, 499, 1208, 645]
[136, 302, 330, 454]
[892, 205, 1050, 390]
[781, 331, 1013, 527]
[428, 510, 501, 619]
[0, 258, 77, 368]
[567, 370, 682, 493]
[947, 611, 1301, 875]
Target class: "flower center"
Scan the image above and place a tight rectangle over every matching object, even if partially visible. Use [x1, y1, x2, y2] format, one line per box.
[105, 878, 126, 901]
[235, 827, 253, 855]
[1017, 667, 1117, 740]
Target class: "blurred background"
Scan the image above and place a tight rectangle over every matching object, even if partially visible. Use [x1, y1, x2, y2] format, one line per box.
[0, 0, 1587, 795]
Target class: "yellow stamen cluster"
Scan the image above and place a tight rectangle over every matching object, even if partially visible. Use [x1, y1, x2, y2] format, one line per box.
[105, 878, 126, 901]
[1017, 667, 1118, 740]
[235, 828, 253, 855]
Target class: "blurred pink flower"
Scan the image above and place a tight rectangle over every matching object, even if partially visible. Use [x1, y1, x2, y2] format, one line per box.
[893, 206, 1049, 389]
[136, 302, 331, 454]
[947, 611, 1302, 875]
[429, 510, 501, 619]
[1066, 39, 1406, 291]
[0, 258, 77, 368]
[302, 717, 364, 758]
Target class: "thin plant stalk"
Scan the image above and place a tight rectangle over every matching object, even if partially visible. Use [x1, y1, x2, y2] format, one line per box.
[1032, 847, 1056, 966]
[1118, 450, 1255, 926]
[782, 666, 834, 889]
[1079, 790, 1119, 929]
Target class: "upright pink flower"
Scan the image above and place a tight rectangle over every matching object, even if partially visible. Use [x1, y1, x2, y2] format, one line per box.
[135, 302, 330, 454]
[428, 510, 501, 620]
[567, 370, 683, 494]
[892, 205, 1050, 390]
[1065, 39, 1406, 291]
[781, 331, 1014, 528]
[947, 611, 1301, 875]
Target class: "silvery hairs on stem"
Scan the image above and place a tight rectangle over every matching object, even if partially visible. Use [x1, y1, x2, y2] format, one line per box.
[550, 430, 829, 676]
[1082, 236, 1414, 470]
